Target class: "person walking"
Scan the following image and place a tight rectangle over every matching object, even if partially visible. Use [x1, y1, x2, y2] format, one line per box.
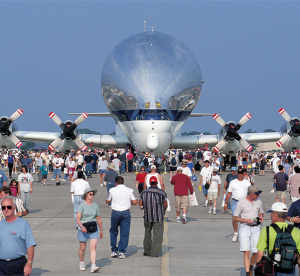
[144, 165, 165, 190]
[76, 188, 103, 273]
[170, 166, 193, 224]
[98, 156, 108, 187]
[0, 167, 8, 189]
[207, 168, 221, 215]
[0, 196, 36, 276]
[199, 160, 212, 207]
[223, 167, 238, 214]
[139, 175, 168, 257]
[233, 186, 264, 276]
[17, 166, 33, 212]
[105, 176, 138, 259]
[224, 168, 251, 242]
[288, 166, 300, 202]
[274, 165, 289, 204]
[5, 151, 15, 179]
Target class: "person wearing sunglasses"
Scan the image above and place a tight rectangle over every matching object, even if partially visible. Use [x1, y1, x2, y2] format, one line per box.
[0, 195, 36, 276]
[224, 168, 251, 242]
[76, 188, 103, 273]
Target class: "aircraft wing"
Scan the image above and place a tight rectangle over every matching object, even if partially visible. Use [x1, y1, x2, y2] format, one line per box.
[239, 132, 282, 144]
[189, 113, 215, 117]
[69, 113, 112, 117]
[16, 131, 129, 149]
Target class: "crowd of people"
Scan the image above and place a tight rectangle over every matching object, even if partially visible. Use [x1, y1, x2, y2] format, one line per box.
[1, 147, 300, 275]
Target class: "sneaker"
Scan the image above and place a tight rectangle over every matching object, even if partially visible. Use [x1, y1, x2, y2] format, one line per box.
[119, 253, 126, 259]
[213, 209, 217, 215]
[52, 178, 55, 181]
[91, 265, 99, 273]
[182, 217, 186, 224]
[228, 209, 232, 215]
[79, 262, 86, 271]
[177, 217, 181, 223]
[208, 207, 212, 214]
[62, 179, 66, 182]
[56, 182, 60, 186]
[111, 252, 118, 258]
[232, 233, 238, 242]
[100, 184, 103, 187]
[203, 202, 207, 207]
[270, 190, 275, 193]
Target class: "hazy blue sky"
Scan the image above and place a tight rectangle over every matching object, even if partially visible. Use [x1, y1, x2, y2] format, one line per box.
[0, 1, 299, 136]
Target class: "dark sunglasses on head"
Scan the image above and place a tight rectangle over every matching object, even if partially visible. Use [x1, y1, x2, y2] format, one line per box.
[237, 171, 243, 174]
[1, 205, 12, 210]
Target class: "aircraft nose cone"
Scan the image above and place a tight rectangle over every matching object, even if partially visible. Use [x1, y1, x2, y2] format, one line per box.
[147, 133, 159, 150]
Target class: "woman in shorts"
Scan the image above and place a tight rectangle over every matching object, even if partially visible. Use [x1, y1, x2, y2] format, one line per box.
[76, 188, 103, 273]
[98, 156, 108, 187]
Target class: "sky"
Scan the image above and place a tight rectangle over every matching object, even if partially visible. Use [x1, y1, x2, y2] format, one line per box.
[0, 1, 300, 136]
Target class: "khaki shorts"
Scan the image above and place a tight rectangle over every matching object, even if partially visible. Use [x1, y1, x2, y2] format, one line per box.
[276, 190, 287, 199]
[175, 195, 189, 212]
[207, 192, 218, 200]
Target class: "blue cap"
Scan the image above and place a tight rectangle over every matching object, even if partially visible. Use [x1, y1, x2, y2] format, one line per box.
[231, 167, 237, 171]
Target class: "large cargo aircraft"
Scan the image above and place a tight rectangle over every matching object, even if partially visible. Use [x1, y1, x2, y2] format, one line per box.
[0, 31, 296, 155]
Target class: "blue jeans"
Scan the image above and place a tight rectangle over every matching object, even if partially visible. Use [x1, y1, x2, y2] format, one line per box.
[64, 173, 68, 180]
[107, 182, 115, 206]
[110, 210, 131, 253]
[231, 199, 238, 216]
[225, 190, 231, 210]
[120, 162, 126, 175]
[275, 270, 295, 276]
[86, 163, 92, 178]
[20, 190, 30, 210]
[73, 195, 84, 227]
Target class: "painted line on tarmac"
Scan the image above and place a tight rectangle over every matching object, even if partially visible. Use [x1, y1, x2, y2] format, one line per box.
[161, 213, 169, 276]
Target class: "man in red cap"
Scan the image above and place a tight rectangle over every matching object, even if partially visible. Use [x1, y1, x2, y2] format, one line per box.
[139, 176, 168, 257]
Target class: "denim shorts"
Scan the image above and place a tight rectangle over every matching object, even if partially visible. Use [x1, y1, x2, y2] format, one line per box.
[53, 168, 61, 177]
[77, 228, 99, 242]
[99, 169, 107, 174]
[231, 199, 238, 216]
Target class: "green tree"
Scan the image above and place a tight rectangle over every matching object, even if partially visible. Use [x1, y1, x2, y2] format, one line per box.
[79, 128, 101, 135]
[244, 129, 257, 133]
[21, 141, 35, 151]
[263, 129, 276, 132]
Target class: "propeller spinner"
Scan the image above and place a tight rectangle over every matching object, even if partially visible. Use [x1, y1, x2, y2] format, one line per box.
[212, 113, 253, 153]
[276, 108, 300, 147]
[48, 112, 88, 151]
[0, 109, 23, 148]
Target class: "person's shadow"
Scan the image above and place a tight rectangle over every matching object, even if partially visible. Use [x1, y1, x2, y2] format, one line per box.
[31, 268, 50, 275]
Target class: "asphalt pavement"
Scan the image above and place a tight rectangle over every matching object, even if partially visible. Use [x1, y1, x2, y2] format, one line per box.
[4, 165, 298, 276]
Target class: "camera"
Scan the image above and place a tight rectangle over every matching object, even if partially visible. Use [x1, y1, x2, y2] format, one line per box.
[253, 217, 261, 225]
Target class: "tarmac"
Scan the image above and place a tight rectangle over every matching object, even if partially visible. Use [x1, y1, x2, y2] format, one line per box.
[3, 165, 299, 276]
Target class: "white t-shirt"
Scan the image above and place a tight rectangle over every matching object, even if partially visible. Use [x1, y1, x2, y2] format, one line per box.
[200, 166, 213, 185]
[182, 167, 192, 178]
[98, 160, 108, 170]
[76, 154, 84, 164]
[52, 157, 64, 168]
[112, 159, 120, 170]
[208, 174, 221, 193]
[106, 184, 137, 211]
[203, 151, 211, 161]
[228, 179, 251, 201]
[145, 173, 162, 189]
[18, 173, 33, 192]
[70, 179, 90, 196]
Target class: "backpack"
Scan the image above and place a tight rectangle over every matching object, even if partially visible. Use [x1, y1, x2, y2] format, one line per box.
[270, 224, 297, 273]
[171, 157, 176, 166]
[143, 157, 149, 167]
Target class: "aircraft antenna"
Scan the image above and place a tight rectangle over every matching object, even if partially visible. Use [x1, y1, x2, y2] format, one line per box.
[144, 21, 146, 31]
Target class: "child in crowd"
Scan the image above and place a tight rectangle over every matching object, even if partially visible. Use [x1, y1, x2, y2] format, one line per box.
[9, 179, 18, 197]
[39, 160, 49, 186]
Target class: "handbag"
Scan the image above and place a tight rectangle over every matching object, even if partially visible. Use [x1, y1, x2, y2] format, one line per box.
[254, 226, 274, 275]
[82, 221, 97, 233]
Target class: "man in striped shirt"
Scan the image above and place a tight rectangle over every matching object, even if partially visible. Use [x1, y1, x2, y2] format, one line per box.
[139, 176, 168, 257]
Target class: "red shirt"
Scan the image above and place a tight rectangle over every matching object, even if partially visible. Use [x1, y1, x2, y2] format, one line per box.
[136, 172, 147, 184]
[127, 152, 134, 160]
[170, 173, 193, 196]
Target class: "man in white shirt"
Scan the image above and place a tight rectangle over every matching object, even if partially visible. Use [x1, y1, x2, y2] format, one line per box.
[199, 160, 213, 207]
[105, 176, 138, 259]
[70, 171, 90, 228]
[224, 168, 251, 242]
[52, 153, 64, 186]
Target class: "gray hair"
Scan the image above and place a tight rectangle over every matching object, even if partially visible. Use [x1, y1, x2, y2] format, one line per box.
[0, 196, 16, 207]
[276, 211, 287, 219]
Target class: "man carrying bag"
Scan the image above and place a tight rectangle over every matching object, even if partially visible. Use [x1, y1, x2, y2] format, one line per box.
[255, 202, 300, 276]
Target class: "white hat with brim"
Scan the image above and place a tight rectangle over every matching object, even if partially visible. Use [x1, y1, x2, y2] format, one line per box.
[266, 202, 288, 213]
[108, 163, 115, 170]
[81, 188, 98, 200]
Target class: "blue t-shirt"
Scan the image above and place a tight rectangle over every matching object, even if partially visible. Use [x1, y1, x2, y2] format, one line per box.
[274, 171, 288, 191]
[187, 162, 194, 173]
[21, 158, 32, 167]
[225, 174, 238, 190]
[288, 200, 300, 228]
[0, 217, 36, 259]
[0, 170, 8, 188]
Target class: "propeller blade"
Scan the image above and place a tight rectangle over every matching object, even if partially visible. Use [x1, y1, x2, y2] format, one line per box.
[239, 138, 253, 152]
[276, 133, 291, 148]
[9, 109, 23, 122]
[48, 138, 62, 151]
[212, 113, 226, 127]
[73, 112, 88, 126]
[74, 138, 88, 151]
[213, 139, 227, 153]
[279, 108, 292, 123]
[9, 133, 22, 148]
[49, 112, 63, 127]
[237, 112, 252, 127]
